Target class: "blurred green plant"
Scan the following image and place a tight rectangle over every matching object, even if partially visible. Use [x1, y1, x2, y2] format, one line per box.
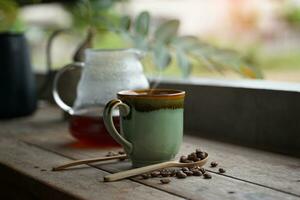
[118, 11, 263, 78]
[1, 0, 263, 78]
[65, 0, 263, 78]
[283, 2, 300, 26]
[0, 1, 24, 32]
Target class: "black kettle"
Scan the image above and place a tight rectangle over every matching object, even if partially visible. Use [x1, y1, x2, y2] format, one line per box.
[0, 32, 37, 118]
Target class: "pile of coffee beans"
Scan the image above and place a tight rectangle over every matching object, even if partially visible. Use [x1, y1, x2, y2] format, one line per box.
[179, 149, 207, 163]
[137, 148, 227, 184]
[106, 149, 226, 184]
[140, 165, 211, 183]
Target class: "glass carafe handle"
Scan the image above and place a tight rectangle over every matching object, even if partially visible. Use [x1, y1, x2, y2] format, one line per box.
[52, 62, 84, 114]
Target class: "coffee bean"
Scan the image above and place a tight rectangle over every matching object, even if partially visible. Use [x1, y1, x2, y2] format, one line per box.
[192, 170, 202, 176]
[176, 170, 187, 179]
[181, 167, 189, 172]
[196, 152, 206, 159]
[210, 161, 218, 168]
[161, 171, 170, 177]
[195, 148, 203, 153]
[219, 168, 226, 173]
[118, 150, 125, 155]
[193, 157, 201, 162]
[151, 171, 161, 177]
[199, 168, 206, 174]
[106, 152, 117, 157]
[170, 169, 178, 177]
[160, 178, 171, 184]
[185, 171, 193, 176]
[141, 174, 151, 179]
[203, 173, 212, 179]
[188, 152, 197, 161]
[180, 155, 188, 163]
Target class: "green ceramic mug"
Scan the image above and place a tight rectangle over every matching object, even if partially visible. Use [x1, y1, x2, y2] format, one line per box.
[103, 89, 185, 167]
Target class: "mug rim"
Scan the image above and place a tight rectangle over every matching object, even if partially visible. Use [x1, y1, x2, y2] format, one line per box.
[117, 89, 185, 99]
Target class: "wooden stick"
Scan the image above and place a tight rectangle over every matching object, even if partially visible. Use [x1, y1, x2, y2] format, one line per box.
[52, 154, 127, 171]
[104, 155, 208, 182]
[104, 161, 175, 182]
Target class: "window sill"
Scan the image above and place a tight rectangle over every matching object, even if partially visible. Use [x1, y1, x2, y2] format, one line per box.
[154, 77, 300, 158]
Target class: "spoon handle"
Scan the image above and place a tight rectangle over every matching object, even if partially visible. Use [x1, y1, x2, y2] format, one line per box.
[52, 155, 127, 171]
[104, 161, 176, 182]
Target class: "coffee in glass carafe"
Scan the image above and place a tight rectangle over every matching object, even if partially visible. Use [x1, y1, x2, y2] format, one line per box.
[53, 48, 149, 146]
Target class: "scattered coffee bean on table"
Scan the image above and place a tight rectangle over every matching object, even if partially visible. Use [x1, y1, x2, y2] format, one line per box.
[151, 171, 161, 177]
[176, 170, 187, 179]
[141, 174, 151, 179]
[134, 149, 224, 182]
[170, 169, 178, 177]
[185, 171, 193, 176]
[199, 168, 206, 174]
[118, 150, 125, 155]
[160, 178, 171, 184]
[192, 170, 202, 176]
[106, 151, 117, 157]
[203, 173, 212, 179]
[210, 161, 218, 168]
[181, 167, 189, 172]
[161, 170, 171, 177]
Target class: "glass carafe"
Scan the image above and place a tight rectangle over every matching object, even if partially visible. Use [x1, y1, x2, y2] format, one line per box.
[53, 49, 149, 146]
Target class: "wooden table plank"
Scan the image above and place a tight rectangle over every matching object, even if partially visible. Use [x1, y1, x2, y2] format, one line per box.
[1, 105, 300, 200]
[0, 137, 183, 200]
[184, 135, 300, 196]
[22, 131, 300, 200]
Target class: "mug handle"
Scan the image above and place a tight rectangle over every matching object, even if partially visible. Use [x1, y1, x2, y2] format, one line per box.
[103, 99, 133, 154]
[52, 62, 84, 114]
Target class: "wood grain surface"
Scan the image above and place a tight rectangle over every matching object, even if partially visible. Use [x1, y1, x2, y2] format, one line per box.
[1, 105, 300, 200]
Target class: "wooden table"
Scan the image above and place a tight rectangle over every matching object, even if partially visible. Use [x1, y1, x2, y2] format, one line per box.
[1, 105, 300, 200]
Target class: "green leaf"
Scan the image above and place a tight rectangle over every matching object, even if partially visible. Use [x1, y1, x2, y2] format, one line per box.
[92, 0, 114, 10]
[172, 36, 199, 50]
[134, 11, 150, 36]
[153, 44, 171, 69]
[120, 15, 131, 31]
[154, 19, 179, 44]
[176, 48, 191, 77]
[132, 34, 148, 51]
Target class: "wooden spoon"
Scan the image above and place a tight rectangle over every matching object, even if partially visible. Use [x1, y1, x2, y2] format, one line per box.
[52, 154, 127, 171]
[104, 152, 208, 182]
